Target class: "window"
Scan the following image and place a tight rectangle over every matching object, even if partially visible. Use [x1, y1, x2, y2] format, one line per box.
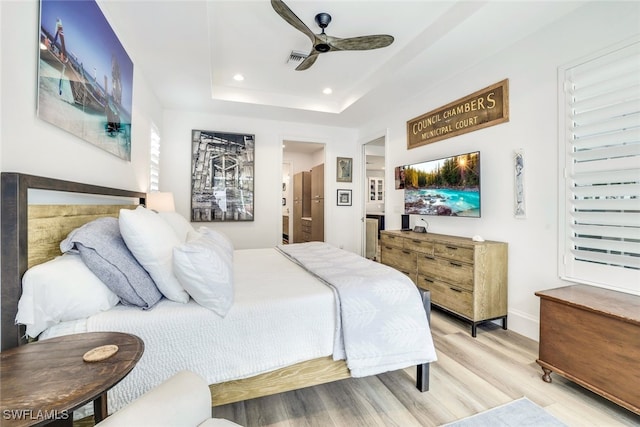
[558, 37, 640, 295]
[149, 124, 160, 192]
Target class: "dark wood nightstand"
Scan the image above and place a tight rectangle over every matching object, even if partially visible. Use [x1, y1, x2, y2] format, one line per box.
[1, 332, 144, 426]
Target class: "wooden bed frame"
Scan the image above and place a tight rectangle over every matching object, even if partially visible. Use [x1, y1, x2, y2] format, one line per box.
[0, 172, 430, 408]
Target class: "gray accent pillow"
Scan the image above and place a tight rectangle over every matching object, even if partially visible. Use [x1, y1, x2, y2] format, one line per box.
[60, 217, 162, 309]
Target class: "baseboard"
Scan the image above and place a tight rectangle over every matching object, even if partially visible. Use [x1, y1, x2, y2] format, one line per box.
[506, 308, 539, 341]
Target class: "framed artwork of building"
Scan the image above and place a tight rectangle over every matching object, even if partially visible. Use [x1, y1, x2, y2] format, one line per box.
[191, 130, 255, 222]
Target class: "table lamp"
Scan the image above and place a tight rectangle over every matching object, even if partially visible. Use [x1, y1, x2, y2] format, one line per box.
[146, 192, 175, 212]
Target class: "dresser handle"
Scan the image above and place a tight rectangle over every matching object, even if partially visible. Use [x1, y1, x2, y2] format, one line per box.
[402, 250, 411, 255]
[412, 239, 421, 243]
[423, 278, 434, 283]
[446, 246, 458, 250]
[449, 287, 462, 293]
[423, 256, 435, 260]
[450, 262, 462, 267]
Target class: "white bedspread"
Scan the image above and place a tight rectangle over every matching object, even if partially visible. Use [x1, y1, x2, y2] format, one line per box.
[42, 248, 336, 415]
[277, 242, 437, 377]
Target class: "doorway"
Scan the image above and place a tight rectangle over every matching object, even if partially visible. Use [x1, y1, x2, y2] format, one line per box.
[363, 136, 385, 261]
[282, 140, 326, 244]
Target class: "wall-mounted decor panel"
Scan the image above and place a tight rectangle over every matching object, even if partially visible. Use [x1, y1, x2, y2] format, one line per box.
[191, 130, 255, 222]
[37, 0, 134, 161]
[407, 79, 509, 149]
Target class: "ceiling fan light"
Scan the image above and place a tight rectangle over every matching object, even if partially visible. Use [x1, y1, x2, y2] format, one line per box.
[272, 1, 393, 71]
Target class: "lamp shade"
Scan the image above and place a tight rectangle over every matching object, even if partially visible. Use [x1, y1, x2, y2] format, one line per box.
[146, 192, 175, 212]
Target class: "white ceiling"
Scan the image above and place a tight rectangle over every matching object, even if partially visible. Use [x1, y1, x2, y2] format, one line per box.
[99, 0, 587, 128]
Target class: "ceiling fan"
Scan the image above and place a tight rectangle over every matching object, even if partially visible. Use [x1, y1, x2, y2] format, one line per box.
[271, 0, 394, 71]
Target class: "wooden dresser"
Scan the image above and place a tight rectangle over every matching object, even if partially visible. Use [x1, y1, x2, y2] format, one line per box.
[310, 163, 324, 242]
[380, 230, 508, 336]
[292, 171, 310, 243]
[282, 215, 289, 243]
[536, 285, 640, 415]
[292, 166, 324, 243]
[301, 218, 312, 242]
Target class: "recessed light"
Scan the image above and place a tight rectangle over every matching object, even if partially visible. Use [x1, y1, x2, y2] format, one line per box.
[233, 74, 244, 81]
[323, 87, 332, 95]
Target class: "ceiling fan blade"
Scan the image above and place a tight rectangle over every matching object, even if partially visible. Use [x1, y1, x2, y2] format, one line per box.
[270, 0, 315, 43]
[329, 35, 394, 51]
[295, 52, 319, 71]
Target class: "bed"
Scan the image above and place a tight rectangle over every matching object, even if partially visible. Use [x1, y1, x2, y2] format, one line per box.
[0, 172, 436, 415]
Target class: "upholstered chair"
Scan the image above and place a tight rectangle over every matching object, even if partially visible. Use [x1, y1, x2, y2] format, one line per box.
[96, 370, 242, 427]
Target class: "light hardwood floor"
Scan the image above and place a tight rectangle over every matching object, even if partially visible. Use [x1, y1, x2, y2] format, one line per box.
[214, 309, 640, 426]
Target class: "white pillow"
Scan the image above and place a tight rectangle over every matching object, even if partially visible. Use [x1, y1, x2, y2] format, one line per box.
[16, 253, 120, 338]
[195, 226, 234, 254]
[119, 206, 189, 303]
[158, 211, 195, 243]
[173, 234, 234, 317]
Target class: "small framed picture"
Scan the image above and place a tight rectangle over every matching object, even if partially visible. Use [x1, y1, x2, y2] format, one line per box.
[336, 157, 353, 182]
[337, 189, 352, 206]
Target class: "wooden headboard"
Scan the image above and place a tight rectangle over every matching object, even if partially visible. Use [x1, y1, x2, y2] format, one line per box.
[1, 173, 146, 351]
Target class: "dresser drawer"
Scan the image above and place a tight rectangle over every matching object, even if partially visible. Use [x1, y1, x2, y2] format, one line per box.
[380, 233, 404, 249]
[380, 246, 418, 285]
[404, 238, 434, 255]
[418, 276, 473, 319]
[381, 245, 417, 273]
[434, 242, 474, 263]
[417, 255, 473, 291]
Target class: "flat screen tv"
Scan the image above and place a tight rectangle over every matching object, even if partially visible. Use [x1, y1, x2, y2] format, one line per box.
[401, 151, 480, 217]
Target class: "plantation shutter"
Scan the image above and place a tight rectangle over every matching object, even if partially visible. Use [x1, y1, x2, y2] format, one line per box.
[558, 38, 640, 294]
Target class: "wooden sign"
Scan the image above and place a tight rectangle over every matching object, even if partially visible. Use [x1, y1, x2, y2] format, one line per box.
[407, 79, 509, 149]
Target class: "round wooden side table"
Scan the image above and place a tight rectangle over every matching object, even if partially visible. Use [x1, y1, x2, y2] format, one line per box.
[1, 332, 144, 426]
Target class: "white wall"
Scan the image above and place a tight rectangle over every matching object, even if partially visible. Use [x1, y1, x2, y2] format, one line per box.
[161, 109, 359, 251]
[0, 1, 3, 174]
[285, 150, 319, 175]
[2, 0, 637, 344]
[0, 0, 162, 191]
[0, 0, 164, 346]
[357, 1, 640, 340]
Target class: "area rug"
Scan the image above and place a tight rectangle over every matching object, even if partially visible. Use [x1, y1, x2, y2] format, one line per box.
[443, 397, 567, 427]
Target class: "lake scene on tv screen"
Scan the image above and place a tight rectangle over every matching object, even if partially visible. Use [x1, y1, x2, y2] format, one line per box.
[403, 152, 480, 217]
